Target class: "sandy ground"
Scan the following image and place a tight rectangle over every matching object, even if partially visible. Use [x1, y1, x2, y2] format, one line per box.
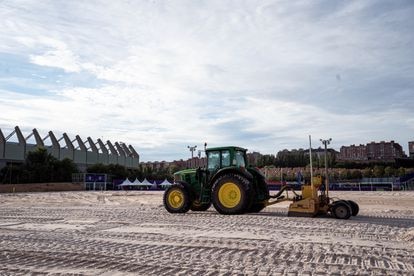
[0, 191, 413, 275]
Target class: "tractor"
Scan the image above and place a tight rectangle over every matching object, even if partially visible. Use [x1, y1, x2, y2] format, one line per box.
[163, 146, 359, 219]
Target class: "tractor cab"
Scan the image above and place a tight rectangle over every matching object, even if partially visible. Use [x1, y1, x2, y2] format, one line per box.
[206, 146, 247, 172]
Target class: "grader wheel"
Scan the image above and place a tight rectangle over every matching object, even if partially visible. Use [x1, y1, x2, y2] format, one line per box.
[212, 174, 251, 215]
[163, 184, 191, 213]
[331, 201, 352, 220]
[346, 200, 359, 216]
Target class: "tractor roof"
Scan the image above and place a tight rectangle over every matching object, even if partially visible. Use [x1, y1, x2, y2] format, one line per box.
[206, 146, 247, 152]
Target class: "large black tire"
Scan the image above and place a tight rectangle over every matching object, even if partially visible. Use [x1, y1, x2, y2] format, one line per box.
[190, 200, 212, 211]
[247, 178, 269, 213]
[212, 173, 252, 215]
[347, 200, 359, 216]
[163, 184, 191, 213]
[331, 201, 352, 220]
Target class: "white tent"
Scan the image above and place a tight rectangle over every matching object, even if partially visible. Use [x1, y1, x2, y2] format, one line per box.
[119, 178, 133, 186]
[132, 178, 141, 185]
[159, 179, 173, 189]
[138, 178, 153, 190]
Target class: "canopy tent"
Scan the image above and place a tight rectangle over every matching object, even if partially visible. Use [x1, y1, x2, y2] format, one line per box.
[132, 178, 141, 185]
[138, 178, 153, 189]
[159, 179, 173, 189]
[119, 178, 134, 186]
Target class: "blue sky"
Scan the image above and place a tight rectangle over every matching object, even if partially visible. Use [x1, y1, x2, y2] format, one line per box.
[0, 0, 413, 161]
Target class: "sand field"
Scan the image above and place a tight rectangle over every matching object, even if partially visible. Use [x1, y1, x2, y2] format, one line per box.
[0, 190, 413, 275]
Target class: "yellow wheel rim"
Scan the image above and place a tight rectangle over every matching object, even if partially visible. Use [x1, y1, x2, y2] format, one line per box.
[168, 189, 184, 209]
[218, 182, 241, 209]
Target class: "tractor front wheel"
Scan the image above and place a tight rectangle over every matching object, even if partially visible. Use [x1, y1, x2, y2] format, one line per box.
[331, 201, 352, 219]
[212, 174, 251, 215]
[163, 184, 191, 213]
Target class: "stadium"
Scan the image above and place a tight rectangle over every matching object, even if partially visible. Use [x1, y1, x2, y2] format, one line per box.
[0, 126, 139, 171]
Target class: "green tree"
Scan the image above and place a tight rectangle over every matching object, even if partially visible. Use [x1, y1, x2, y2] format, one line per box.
[107, 164, 128, 179]
[87, 163, 109, 174]
[24, 148, 79, 183]
[362, 168, 372, 178]
[351, 170, 362, 180]
[0, 163, 24, 184]
[384, 166, 396, 177]
[397, 167, 406, 176]
[373, 166, 385, 178]
[53, 158, 78, 182]
[24, 148, 56, 183]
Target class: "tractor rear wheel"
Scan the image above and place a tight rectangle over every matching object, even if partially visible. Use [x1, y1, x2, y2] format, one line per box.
[212, 174, 251, 215]
[163, 184, 191, 213]
[346, 200, 359, 216]
[331, 201, 352, 219]
[190, 200, 212, 211]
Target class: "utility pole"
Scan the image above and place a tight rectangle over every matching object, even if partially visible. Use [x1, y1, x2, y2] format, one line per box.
[320, 138, 332, 198]
[187, 145, 197, 159]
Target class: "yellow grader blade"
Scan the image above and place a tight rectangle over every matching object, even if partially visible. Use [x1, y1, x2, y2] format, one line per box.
[287, 197, 319, 217]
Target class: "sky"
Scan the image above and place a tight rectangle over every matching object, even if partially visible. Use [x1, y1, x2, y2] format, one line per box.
[0, 0, 413, 162]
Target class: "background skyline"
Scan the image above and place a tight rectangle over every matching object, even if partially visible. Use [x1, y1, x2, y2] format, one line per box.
[0, 1, 413, 161]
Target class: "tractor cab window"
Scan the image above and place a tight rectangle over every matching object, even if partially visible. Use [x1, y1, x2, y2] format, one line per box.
[207, 151, 220, 170]
[221, 150, 230, 167]
[233, 151, 246, 167]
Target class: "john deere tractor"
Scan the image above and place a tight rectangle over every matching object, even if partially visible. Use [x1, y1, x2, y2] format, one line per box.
[163, 146, 269, 214]
[163, 145, 359, 219]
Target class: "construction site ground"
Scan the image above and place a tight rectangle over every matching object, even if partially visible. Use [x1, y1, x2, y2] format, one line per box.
[0, 190, 413, 275]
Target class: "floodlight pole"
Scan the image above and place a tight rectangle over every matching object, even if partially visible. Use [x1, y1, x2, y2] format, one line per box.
[320, 138, 332, 198]
[187, 145, 197, 159]
[309, 135, 313, 189]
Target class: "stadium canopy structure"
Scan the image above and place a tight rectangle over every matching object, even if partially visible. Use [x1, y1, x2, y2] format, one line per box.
[0, 126, 139, 171]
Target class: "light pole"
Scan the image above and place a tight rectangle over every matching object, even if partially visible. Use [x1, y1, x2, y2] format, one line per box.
[320, 138, 332, 197]
[187, 145, 197, 159]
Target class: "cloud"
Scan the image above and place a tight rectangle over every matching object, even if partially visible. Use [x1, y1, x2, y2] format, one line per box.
[29, 37, 82, 73]
[0, 0, 413, 160]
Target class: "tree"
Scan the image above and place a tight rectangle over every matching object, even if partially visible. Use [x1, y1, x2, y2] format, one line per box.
[373, 166, 384, 178]
[351, 170, 362, 180]
[106, 164, 128, 179]
[0, 148, 79, 184]
[0, 163, 24, 184]
[24, 148, 56, 183]
[53, 158, 78, 182]
[87, 163, 109, 174]
[362, 168, 372, 178]
[397, 167, 406, 176]
[384, 166, 396, 177]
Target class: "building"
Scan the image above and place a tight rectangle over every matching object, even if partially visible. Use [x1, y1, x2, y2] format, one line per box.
[337, 144, 367, 161]
[366, 141, 405, 161]
[186, 157, 206, 168]
[409, 141, 414, 158]
[0, 126, 139, 171]
[247, 151, 262, 167]
[338, 141, 405, 162]
[141, 157, 207, 172]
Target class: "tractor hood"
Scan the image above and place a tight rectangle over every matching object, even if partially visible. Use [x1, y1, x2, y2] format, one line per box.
[173, 168, 197, 183]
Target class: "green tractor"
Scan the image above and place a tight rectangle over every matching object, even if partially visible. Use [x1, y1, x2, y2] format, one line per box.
[164, 145, 360, 219]
[163, 146, 269, 214]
